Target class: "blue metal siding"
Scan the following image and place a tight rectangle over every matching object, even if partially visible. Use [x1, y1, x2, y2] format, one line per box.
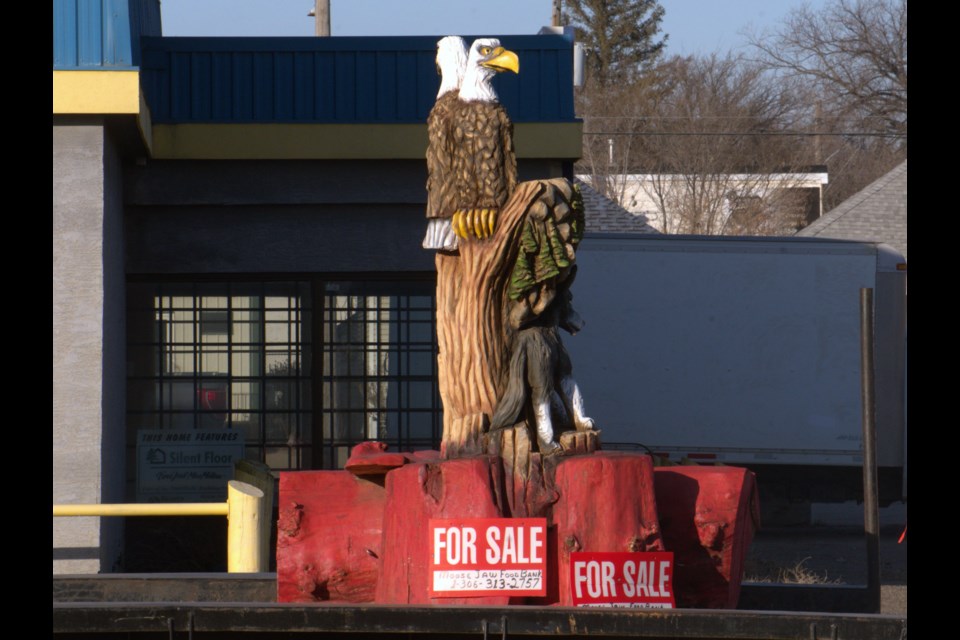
[170, 52, 191, 119]
[415, 49, 436, 118]
[376, 52, 397, 121]
[127, 0, 162, 65]
[274, 53, 295, 121]
[77, 0, 104, 66]
[315, 53, 336, 120]
[53, 0, 161, 69]
[53, 0, 79, 67]
[211, 53, 233, 120]
[252, 54, 274, 120]
[103, 0, 132, 65]
[334, 51, 356, 121]
[355, 52, 376, 121]
[293, 53, 314, 120]
[232, 53, 254, 121]
[396, 51, 419, 120]
[139, 35, 577, 124]
[190, 53, 212, 120]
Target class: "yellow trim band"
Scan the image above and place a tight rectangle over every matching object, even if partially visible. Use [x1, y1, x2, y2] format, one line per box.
[53, 70, 141, 114]
[515, 122, 583, 159]
[149, 122, 583, 160]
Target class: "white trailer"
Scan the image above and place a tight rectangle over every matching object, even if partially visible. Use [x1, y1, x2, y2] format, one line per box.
[566, 234, 907, 504]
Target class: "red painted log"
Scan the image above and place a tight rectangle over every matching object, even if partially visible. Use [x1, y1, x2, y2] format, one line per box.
[654, 465, 760, 609]
[374, 457, 512, 605]
[345, 442, 442, 476]
[276, 471, 386, 603]
[344, 441, 409, 476]
[547, 452, 665, 606]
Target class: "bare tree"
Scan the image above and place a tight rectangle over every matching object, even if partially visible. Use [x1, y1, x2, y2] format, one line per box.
[577, 67, 670, 207]
[747, 0, 907, 209]
[578, 54, 817, 235]
[748, 0, 906, 140]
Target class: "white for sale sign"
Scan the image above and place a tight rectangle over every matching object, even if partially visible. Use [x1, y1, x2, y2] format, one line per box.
[429, 518, 547, 597]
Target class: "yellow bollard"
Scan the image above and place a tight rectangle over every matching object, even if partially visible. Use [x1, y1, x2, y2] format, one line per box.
[233, 460, 275, 573]
[226, 480, 266, 573]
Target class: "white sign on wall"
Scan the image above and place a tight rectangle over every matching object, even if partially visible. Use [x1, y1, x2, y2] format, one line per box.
[136, 430, 245, 502]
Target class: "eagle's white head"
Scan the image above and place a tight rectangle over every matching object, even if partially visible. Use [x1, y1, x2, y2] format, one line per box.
[459, 37, 519, 103]
[435, 35, 468, 98]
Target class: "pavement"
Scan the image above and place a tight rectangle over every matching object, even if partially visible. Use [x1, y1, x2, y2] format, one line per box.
[744, 503, 907, 615]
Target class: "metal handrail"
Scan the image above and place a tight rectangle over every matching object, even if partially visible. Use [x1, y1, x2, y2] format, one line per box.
[53, 480, 265, 573]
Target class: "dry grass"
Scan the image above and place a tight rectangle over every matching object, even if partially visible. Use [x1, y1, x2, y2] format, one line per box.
[745, 557, 844, 584]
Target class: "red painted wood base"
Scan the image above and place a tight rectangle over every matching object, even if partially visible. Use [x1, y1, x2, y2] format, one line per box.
[277, 445, 759, 609]
[276, 471, 385, 603]
[375, 457, 512, 605]
[547, 451, 665, 605]
[654, 466, 761, 608]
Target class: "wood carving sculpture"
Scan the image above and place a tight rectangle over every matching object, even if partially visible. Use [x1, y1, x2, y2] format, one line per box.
[429, 36, 597, 478]
[276, 36, 758, 609]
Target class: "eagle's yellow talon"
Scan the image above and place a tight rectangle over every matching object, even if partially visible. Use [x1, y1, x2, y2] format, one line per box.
[488, 209, 497, 236]
[456, 211, 468, 238]
[474, 208, 486, 238]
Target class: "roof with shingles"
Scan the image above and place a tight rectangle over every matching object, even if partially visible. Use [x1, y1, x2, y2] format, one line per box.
[796, 161, 907, 261]
[577, 179, 660, 235]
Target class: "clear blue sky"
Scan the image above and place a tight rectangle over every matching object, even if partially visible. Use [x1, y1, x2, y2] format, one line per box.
[159, 0, 829, 55]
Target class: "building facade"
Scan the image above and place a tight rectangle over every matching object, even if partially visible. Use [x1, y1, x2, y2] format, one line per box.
[53, 0, 581, 573]
[579, 170, 829, 235]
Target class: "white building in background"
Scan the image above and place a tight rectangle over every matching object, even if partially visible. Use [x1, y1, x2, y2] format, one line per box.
[578, 170, 829, 235]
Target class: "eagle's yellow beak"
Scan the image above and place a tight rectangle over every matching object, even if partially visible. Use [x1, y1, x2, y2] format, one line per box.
[482, 47, 519, 74]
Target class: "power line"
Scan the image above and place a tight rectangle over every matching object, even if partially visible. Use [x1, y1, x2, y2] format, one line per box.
[583, 131, 905, 138]
[580, 114, 903, 122]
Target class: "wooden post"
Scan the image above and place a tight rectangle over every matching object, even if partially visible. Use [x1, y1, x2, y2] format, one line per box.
[314, 0, 330, 36]
[227, 480, 266, 573]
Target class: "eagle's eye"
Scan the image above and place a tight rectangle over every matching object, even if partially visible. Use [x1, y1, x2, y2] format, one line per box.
[480, 46, 492, 55]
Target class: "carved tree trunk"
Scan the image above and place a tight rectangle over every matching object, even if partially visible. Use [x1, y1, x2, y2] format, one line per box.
[436, 180, 548, 458]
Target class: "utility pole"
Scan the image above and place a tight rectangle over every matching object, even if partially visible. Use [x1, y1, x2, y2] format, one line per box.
[552, 0, 562, 27]
[814, 100, 823, 163]
[314, 0, 330, 37]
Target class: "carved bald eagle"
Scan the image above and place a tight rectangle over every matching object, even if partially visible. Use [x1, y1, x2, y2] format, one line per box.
[450, 38, 519, 239]
[423, 35, 468, 251]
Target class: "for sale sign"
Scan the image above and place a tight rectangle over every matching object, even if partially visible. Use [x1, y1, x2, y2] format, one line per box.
[429, 518, 547, 597]
[570, 552, 676, 608]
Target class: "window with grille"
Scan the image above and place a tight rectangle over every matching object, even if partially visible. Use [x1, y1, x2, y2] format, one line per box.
[126, 278, 440, 474]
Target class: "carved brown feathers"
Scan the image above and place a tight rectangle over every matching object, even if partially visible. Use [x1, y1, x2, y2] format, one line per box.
[451, 99, 517, 214]
[426, 91, 462, 220]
